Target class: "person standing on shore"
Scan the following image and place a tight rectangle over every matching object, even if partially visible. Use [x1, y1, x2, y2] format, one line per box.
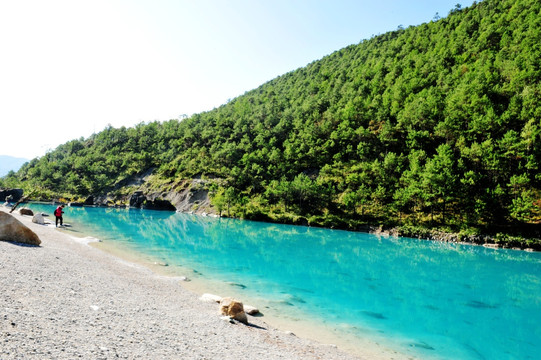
[54, 205, 65, 227]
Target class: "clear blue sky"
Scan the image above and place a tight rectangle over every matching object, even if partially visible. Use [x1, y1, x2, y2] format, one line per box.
[0, 0, 474, 159]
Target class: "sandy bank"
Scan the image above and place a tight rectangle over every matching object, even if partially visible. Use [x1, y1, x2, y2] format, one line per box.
[0, 208, 405, 359]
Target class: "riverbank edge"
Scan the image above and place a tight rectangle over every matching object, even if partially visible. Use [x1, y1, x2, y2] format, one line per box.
[367, 224, 541, 252]
[12, 197, 541, 252]
[227, 213, 541, 252]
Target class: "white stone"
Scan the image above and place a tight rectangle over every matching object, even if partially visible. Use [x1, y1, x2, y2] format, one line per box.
[220, 316, 235, 323]
[244, 305, 260, 315]
[32, 213, 45, 225]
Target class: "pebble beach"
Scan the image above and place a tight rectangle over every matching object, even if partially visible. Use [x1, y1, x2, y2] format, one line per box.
[1, 208, 381, 359]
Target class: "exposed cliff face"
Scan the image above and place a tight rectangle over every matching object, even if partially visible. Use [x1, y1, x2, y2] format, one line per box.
[148, 182, 213, 213]
[93, 168, 217, 214]
[0, 188, 24, 202]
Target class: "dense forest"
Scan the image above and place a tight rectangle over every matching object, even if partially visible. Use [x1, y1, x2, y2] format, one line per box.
[2, 0, 540, 237]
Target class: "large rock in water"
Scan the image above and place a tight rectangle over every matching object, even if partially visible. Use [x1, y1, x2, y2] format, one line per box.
[0, 212, 41, 246]
[220, 297, 248, 324]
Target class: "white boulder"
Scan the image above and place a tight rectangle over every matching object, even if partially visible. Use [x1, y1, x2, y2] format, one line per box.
[244, 305, 260, 315]
[32, 213, 46, 225]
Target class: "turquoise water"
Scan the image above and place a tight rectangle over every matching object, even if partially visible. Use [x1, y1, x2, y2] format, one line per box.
[29, 204, 541, 359]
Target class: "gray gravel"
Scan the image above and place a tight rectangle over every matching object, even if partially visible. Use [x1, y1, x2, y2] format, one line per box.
[0, 209, 370, 360]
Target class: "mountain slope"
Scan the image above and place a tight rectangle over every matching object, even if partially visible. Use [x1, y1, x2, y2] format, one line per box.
[2, 0, 540, 230]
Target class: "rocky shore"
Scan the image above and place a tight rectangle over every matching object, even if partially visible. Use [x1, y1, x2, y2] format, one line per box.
[1, 207, 402, 360]
[367, 224, 541, 252]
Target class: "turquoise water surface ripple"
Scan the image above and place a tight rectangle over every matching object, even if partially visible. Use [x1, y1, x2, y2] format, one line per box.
[29, 204, 541, 359]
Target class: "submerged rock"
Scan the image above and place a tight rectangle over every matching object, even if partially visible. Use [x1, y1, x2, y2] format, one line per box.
[361, 311, 387, 320]
[227, 282, 247, 289]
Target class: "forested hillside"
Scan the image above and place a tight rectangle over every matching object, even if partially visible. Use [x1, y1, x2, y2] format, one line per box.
[2, 0, 540, 233]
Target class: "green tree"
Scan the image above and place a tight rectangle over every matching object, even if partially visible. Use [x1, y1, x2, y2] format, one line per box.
[421, 144, 458, 223]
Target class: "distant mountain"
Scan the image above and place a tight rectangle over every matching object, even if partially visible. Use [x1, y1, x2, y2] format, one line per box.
[0, 155, 28, 177]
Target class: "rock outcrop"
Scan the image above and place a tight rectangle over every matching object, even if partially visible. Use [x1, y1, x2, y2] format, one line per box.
[0, 212, 41, 246]
[129, 191, 146, 208]
[143, 198, 176, 211]
[166, 179, 214, 214]
[92, 195, 115, 207]
[82, 169, 218, 214]
[138, 181, 213, 214]
[128, 191, 176, 211]
[220, 297, 248, 324]
[0, 189, 23, 202]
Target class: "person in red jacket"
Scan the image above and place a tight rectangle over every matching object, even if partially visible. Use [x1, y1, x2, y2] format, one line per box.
[54, 205, 65, 227]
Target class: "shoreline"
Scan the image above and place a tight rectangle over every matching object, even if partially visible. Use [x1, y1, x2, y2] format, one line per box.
[1, 207, 410, 359]
[8, 199, 540, 252]
[90, 239, 410, 359]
